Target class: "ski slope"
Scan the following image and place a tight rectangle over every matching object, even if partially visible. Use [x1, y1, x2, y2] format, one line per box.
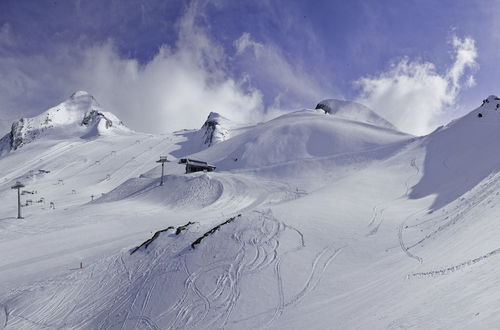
[0, 93, 500, 329]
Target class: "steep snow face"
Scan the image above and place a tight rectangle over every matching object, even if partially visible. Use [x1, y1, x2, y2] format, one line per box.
[0, 91, 128, 155]
[315, 99, 396, 130]
[410, 94, 500, 209]
[200, 112, 231, 147]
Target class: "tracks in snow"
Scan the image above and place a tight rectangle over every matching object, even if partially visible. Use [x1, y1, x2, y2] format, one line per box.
[409, 246, 500, 278]
[398, 157, 424, 263]
[1, 211, 342, 329]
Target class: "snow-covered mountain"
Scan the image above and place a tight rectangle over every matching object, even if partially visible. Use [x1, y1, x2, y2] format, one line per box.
[315, 98, 396, 129]
[192, 108, 411, 179]
[1, 94, 500, 329]
[200, 111, 232, 147]
[0, 91, 128, 156]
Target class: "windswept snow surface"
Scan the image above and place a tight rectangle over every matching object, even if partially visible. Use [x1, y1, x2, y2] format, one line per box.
[315, 98, 396, 130]
[1, 96, 500, 329]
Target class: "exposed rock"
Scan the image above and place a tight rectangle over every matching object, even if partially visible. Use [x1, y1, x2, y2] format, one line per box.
[200, 112, 230, 147]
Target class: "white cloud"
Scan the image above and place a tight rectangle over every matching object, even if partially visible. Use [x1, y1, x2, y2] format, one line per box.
[69, 2, 263, 133]
[235, 32, 264, 56]
[355, 36, 478, 136]
[0, 2, 263, 134]
[447, 36, 478, 90]
[0, 1, 336, 135]
[233, 32, 330, 111]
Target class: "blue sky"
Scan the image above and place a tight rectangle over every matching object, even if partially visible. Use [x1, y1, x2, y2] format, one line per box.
[0, 0, 497, 135]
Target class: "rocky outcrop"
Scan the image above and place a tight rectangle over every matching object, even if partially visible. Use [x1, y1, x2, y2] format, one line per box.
[200, 112, 230, 147]
[81, 110, 114, 129]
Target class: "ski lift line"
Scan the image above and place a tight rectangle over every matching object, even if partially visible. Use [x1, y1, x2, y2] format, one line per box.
[77, 136, 167, 175]
[0, 137, 104, 189]
[65, 136, 149, 174]
[105, 137, 173, 180]
[0, 140, 83, 184]
[113, 151, 170, 185]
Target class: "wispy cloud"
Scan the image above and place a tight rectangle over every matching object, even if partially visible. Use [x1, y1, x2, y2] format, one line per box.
[355, 36, 478, 135]
[70, 2, 264, 133]
[0, 23, 14, 49]
[0, 1, 265, 133]
[233, 31, 330, 115]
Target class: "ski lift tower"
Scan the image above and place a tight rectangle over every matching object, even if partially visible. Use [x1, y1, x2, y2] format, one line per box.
[156, 156, 170, 186]
[11, 181, 25, 219]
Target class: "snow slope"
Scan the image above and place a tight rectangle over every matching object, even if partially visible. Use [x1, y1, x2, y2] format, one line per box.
[1, 95, 500, 329]
[194, 109, 409, 169]
[410, 95, 500, 209]
[315, 98, 396, 129]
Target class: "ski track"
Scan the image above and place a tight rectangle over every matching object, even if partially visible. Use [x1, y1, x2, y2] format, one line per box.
[409, 246, 500, 278]
[398, 212, 424, 264]
[407, 172, 500, 250]
[367, 156, 421, 238]
[284, 246, 344, 309]
[107, 210, 329, 330]
[4, 211, 341, 329]
[398, 158, 424, 263]
[399, 163, 500, 271]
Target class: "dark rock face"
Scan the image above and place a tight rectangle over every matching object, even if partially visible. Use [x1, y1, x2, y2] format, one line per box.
[11, 119, 26, 150]
[9, 118, 44, 151]
[200, 112, 230, 147]
[315, 102, 333, 114]
[202, 117, 218, 147]
[81, 110, 113, 129]
[0, 132, 12, 156]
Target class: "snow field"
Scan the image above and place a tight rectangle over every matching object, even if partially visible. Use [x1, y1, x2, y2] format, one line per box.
[1, 94, 500, 328]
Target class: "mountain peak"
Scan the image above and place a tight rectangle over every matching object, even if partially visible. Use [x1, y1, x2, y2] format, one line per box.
[0, 92, 128, 155]
[200, 112, 231, 147]
[315, 99, 396, 130]
[70, 90, 92, 99]
[205, 111, 226, 122]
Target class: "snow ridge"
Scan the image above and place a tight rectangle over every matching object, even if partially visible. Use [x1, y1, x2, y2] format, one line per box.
[315, 99, 396, 130]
